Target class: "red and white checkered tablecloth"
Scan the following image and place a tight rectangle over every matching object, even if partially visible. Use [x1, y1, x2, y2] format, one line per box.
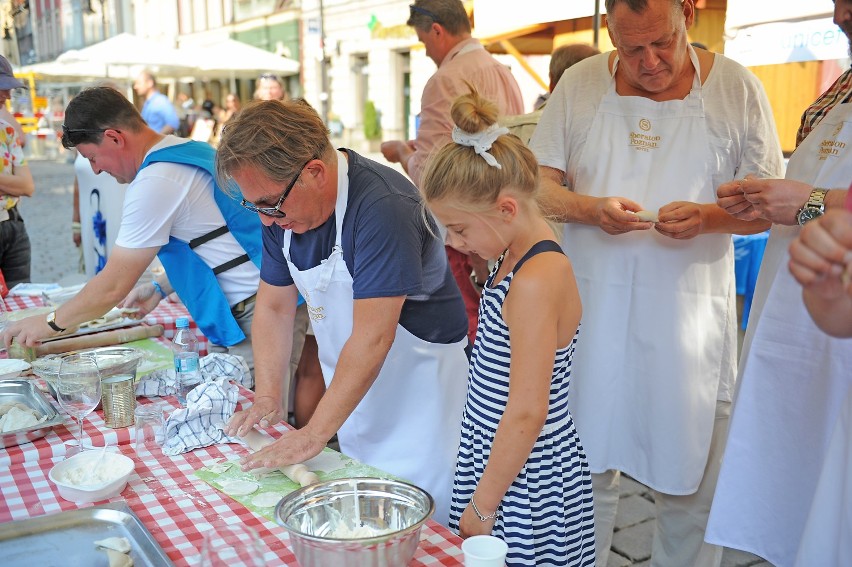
[1, 294, 209, 356]
[0, 388, 465, 566]
[144, 299, 209, 356]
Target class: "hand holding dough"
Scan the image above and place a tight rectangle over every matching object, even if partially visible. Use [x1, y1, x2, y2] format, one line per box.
[240, 428, 320, 487]
[632, 210, 659, 223]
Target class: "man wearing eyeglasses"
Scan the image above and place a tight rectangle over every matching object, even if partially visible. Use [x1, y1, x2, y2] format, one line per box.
[220, 99, 469, 527]
[1, 87, 262, 373]
[381, 0, 523, 348]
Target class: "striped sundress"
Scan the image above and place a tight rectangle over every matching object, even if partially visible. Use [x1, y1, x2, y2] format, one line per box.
[449, 240, 596, 566]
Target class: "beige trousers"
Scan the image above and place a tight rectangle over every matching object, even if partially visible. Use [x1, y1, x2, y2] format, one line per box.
[592, 400, 731, 567]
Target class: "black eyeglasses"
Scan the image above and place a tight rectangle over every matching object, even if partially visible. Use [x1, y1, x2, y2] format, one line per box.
[409, 4, 442, 24]
[240, 158, 313, 218]
[60, 125, 117, 149]
[258, 73, 281, 81]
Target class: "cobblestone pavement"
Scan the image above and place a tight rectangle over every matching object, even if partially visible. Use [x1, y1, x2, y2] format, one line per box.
[19, 158, 84, 285]
[22, 157, 774, 567]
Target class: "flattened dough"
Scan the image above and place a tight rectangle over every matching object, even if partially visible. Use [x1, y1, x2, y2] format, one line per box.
[251, 492, 286, 508]
[218, 479, 259, 496]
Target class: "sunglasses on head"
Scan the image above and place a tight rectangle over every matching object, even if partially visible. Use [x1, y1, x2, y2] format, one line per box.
[60, 125, 118, 149]
[409, 4, 442, 24]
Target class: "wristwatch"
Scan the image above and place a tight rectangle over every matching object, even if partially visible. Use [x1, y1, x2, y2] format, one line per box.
[796, 188, 828, 225]
[46, 311, 66, 333]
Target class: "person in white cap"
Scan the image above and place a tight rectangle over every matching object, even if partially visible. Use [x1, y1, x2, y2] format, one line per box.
[0, 54, 34, 288]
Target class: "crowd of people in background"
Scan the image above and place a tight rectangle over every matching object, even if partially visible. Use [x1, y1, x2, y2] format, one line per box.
[1, 0, 851, 566]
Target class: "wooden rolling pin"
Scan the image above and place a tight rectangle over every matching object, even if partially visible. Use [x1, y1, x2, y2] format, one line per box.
[241, 428, 320, 487]
[10, 324, 164, 361]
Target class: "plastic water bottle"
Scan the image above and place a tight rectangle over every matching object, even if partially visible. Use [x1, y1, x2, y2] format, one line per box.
[172, 317, 201, 405]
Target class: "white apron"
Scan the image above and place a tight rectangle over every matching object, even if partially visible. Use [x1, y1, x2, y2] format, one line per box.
[706, 102, 852, 567]
[565, 46, 736, 494]
[281, 151, 468, 526]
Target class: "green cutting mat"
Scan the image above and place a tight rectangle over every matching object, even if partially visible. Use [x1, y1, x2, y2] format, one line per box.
[124, 338, 174, 376]
[195, 447, 402, 522]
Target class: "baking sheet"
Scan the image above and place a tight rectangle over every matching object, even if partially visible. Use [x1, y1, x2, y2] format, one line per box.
[0, 379, 63, 448]
[195, 447, 402, 522]
[0, 501, 174, 567]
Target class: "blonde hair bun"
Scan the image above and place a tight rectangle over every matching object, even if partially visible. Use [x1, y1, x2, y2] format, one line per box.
[450, 81, 499, 134]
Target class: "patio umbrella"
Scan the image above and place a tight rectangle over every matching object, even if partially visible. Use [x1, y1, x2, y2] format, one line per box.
[181, 38, 300, 77]
[54, 32, 197, 77]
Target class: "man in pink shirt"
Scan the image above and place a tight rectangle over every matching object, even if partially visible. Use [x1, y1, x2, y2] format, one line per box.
[382, 0, 523, 344]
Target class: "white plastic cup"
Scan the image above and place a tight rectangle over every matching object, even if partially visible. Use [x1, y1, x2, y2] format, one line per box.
[462, 534, 508, 567]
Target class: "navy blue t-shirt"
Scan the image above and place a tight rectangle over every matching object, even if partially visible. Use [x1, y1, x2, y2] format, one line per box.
[260, 150, 467, 344]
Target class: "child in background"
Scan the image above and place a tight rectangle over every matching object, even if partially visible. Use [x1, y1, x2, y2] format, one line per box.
[420, 86, 596, 566]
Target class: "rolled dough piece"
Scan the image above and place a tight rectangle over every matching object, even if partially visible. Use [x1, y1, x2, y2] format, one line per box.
[633, 210, 659, 222]
[240, 429, 320, 487]
[94, 536, 132, 553]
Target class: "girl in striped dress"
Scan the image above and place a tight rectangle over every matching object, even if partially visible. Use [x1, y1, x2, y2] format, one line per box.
[421, 86, 596, 566]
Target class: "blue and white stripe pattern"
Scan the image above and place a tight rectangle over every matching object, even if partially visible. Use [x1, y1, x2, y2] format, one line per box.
[449, 241, 596, 566]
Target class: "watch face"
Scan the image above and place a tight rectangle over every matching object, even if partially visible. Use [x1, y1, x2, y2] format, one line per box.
[798, 207, 824, 225]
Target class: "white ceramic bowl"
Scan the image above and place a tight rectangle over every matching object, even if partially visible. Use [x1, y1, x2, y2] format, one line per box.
[48, 450, 134, 503]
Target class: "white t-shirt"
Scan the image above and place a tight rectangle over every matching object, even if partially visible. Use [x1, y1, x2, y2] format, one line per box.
[531, 52, 784, 192]
[530, 51, 785, 403]
[115, 136, 259, 305]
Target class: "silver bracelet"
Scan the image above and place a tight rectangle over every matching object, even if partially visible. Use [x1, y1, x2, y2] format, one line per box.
[471, 496, 500, 522]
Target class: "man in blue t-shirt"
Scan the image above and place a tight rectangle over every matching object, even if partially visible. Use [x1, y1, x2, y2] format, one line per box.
[133, 71, 179, 135]
[220, 99, 469, 525]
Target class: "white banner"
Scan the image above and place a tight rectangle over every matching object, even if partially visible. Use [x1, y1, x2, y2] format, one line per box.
[725, 0, 832, 30]
[724, 18, 849, 67]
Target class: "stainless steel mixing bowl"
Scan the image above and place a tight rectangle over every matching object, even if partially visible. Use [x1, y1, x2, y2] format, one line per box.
[274, 477, 435, 567]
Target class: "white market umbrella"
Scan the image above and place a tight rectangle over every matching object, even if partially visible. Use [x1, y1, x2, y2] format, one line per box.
[181, 38, 300, 77]
[55, 32, 196, 76]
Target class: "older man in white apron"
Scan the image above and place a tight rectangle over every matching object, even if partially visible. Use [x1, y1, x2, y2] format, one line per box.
[708, 2, 852, 559]
[221, 100, 469, 526]
[529, 1, 783, 565]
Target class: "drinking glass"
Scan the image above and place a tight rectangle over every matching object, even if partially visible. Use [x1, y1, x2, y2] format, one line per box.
[57, 353, 102, 457]
[200, 521, 264, 567]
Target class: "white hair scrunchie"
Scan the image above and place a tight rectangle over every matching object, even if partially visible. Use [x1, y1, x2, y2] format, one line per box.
[451, 123, 509, 169]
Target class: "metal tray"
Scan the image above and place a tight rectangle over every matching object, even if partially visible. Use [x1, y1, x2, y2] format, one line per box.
[0, 501, 174, 566]
[0, 379, 64, 448]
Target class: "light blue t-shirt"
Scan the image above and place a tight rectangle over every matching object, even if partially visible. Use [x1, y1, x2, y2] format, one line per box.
[141, 91, 179, 133]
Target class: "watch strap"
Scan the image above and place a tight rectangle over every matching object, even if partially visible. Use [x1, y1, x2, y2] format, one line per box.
[46, 311, 66, 333]
[806, 188, 828, 208]
[797, 188, 828, 225]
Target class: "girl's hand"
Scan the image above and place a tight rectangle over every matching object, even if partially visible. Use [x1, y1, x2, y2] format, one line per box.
[458, 502, 496, 539]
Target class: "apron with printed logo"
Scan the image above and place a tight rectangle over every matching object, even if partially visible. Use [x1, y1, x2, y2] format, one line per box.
[706, 102, 852, 567]
[282, 152, 468, 525]
[564, 46, 735, 494]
